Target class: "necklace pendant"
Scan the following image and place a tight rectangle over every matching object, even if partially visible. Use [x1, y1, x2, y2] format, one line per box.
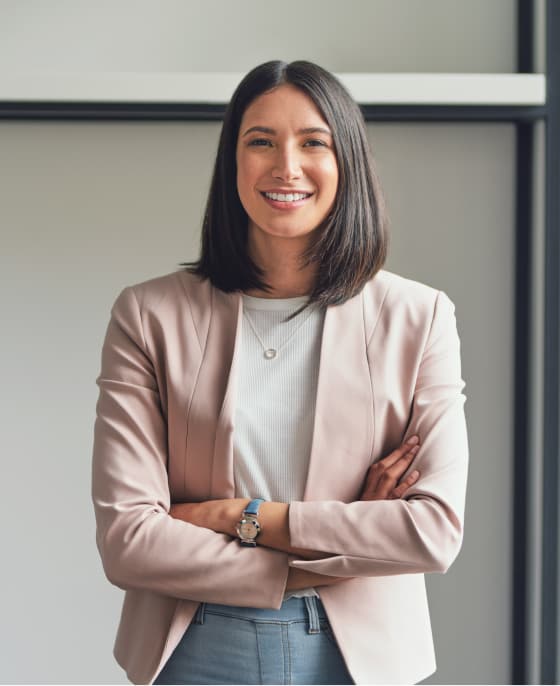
[264, 348, 277, 360]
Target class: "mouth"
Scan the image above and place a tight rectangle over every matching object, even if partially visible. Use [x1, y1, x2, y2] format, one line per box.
[260, 191, 313, 203]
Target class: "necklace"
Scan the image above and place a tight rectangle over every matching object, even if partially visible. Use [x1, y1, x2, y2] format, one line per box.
[243, 306, 315, 360]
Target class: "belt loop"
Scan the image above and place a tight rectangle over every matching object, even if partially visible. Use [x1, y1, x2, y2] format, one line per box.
[193, 602, 206, 625]
[304, 596, 320, 634]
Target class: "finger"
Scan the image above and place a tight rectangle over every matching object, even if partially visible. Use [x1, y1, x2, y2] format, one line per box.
[391, 469, 420, 499]
[362, 436, 420, 497]
[384, 444, 420, 481]
[380, 448, 419, 496]
[373, 473, 399, 500]
[364, 443, 419, 494]
[363, 437, 419, 491]
[364, 453, 418, 500]
[377, 435, 420, 469]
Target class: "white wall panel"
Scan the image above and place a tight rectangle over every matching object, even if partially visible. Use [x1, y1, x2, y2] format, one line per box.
[0, 0, 516, 74]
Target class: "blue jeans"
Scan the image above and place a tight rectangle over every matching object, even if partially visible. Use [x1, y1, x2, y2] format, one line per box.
[153, 596, 354, 685]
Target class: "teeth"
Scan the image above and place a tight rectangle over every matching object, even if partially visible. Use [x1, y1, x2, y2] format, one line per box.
[264, 192, 310, 202]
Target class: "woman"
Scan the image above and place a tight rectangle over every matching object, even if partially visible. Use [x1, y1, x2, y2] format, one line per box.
[92, 60, 468, 685]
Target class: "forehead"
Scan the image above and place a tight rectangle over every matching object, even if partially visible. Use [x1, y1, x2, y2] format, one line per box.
[240, 84, 329, 130]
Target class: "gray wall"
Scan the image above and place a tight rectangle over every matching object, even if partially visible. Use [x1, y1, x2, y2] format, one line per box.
[1, 0, 516, 73]
[0, 1, 521, 683]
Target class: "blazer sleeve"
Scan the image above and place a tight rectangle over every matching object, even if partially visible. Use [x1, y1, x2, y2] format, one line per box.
[288, 290, 469, 577]
[92, 286, 289, 607]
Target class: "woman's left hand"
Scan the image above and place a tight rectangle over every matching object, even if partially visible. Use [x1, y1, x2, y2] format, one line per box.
[360, 435, 421, 501]
[169, 436, 422, 554]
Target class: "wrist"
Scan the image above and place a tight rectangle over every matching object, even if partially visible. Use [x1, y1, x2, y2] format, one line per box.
[226, 498, 251, 537]
[236, 498, 267, 546]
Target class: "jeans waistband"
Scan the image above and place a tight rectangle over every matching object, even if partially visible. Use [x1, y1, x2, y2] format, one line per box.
[192, 596, 326, 634]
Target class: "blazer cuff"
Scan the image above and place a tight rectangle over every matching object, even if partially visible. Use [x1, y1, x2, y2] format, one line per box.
[289, 500, 342, 553]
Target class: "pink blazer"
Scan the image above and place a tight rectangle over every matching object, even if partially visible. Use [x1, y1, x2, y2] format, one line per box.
[92, 268, 468, 685]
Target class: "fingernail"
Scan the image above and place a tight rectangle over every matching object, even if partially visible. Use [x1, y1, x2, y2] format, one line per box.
[411, 469, 420, 478]
[406, 435, 419, 445]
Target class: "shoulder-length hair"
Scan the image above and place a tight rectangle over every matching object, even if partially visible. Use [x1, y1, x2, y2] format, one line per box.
[186, 59, 388, 308]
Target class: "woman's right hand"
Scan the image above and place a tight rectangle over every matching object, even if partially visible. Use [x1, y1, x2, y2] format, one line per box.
[360, 435, 421, 501]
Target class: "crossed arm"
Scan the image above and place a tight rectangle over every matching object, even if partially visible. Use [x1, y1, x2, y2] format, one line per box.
[93, 286, 467, 604]
[169, 436, 421, 591]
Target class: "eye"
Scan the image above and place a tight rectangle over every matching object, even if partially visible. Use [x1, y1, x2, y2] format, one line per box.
[303, 138, 329, 148]
[247, 138, 273, 147]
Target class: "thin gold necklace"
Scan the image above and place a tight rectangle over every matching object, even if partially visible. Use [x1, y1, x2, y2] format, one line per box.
[243, 306, 315, 360]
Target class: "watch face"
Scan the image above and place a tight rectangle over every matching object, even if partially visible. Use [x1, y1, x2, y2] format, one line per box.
[238, 518, 259, 540]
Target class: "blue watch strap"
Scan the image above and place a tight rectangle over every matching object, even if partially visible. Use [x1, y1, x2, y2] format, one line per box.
[244, 498, 265, 516]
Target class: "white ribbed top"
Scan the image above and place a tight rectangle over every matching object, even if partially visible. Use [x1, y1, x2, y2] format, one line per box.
[233, 294, 325, 504]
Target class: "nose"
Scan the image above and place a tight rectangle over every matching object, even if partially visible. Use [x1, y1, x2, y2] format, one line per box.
[271, 144, 302, 181]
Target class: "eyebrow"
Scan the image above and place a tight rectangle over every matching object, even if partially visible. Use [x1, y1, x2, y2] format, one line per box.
[242, 125, 332, 137]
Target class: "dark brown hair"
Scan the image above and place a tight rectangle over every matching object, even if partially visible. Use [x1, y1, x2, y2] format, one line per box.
[186, 60, 388, 307]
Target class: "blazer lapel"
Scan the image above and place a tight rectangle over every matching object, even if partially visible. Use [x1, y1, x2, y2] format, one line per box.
[182, 284, 241, 500]
[303, 291, 375, 501]
[209, 289, 243, 497]
[201, 284, 379, 503]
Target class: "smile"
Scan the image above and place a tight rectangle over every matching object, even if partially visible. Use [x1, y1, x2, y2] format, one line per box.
[262, 191, 312, 203]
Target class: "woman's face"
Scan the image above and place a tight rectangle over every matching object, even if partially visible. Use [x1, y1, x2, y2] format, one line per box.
[236, 84, 339, 245]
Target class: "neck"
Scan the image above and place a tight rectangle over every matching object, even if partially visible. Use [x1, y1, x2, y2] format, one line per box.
[245, 228, 316, 299]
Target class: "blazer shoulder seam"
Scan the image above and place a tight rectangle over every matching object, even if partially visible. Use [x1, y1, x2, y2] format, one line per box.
[177, 272, 204, 355]
[423, 290, 444, 355]
[128, 286, 150, 356]
[365, 279, 392, 347]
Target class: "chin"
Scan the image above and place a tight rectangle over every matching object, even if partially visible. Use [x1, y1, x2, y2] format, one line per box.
[270, 228, 312, 239]
[258, 222, 319, 240]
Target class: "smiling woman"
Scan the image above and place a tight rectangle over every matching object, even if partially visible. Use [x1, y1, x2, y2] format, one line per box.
[188, 60, 387, 305]
[237, 86, 338, 233]
[92, 60, 468, 686]
[236, 85, 339, 298]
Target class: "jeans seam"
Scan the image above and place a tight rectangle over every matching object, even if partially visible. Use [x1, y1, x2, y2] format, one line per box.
[320, 621, 339, 648]
[203, 609, 309, 626]
[282, 623, 291, 685]
[254, 621, 264, 685]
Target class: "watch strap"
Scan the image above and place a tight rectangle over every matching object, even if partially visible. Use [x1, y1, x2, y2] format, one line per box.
[239, 537, 257, 547]
[243, 498, 265, 516]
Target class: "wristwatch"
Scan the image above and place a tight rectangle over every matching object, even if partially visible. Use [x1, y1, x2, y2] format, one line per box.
[236, 498, 265, 547]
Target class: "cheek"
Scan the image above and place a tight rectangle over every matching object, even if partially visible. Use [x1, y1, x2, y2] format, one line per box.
[237, 157, 260, 198]
[236, 168, 250, 208]
[318, 160, 339, 199]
